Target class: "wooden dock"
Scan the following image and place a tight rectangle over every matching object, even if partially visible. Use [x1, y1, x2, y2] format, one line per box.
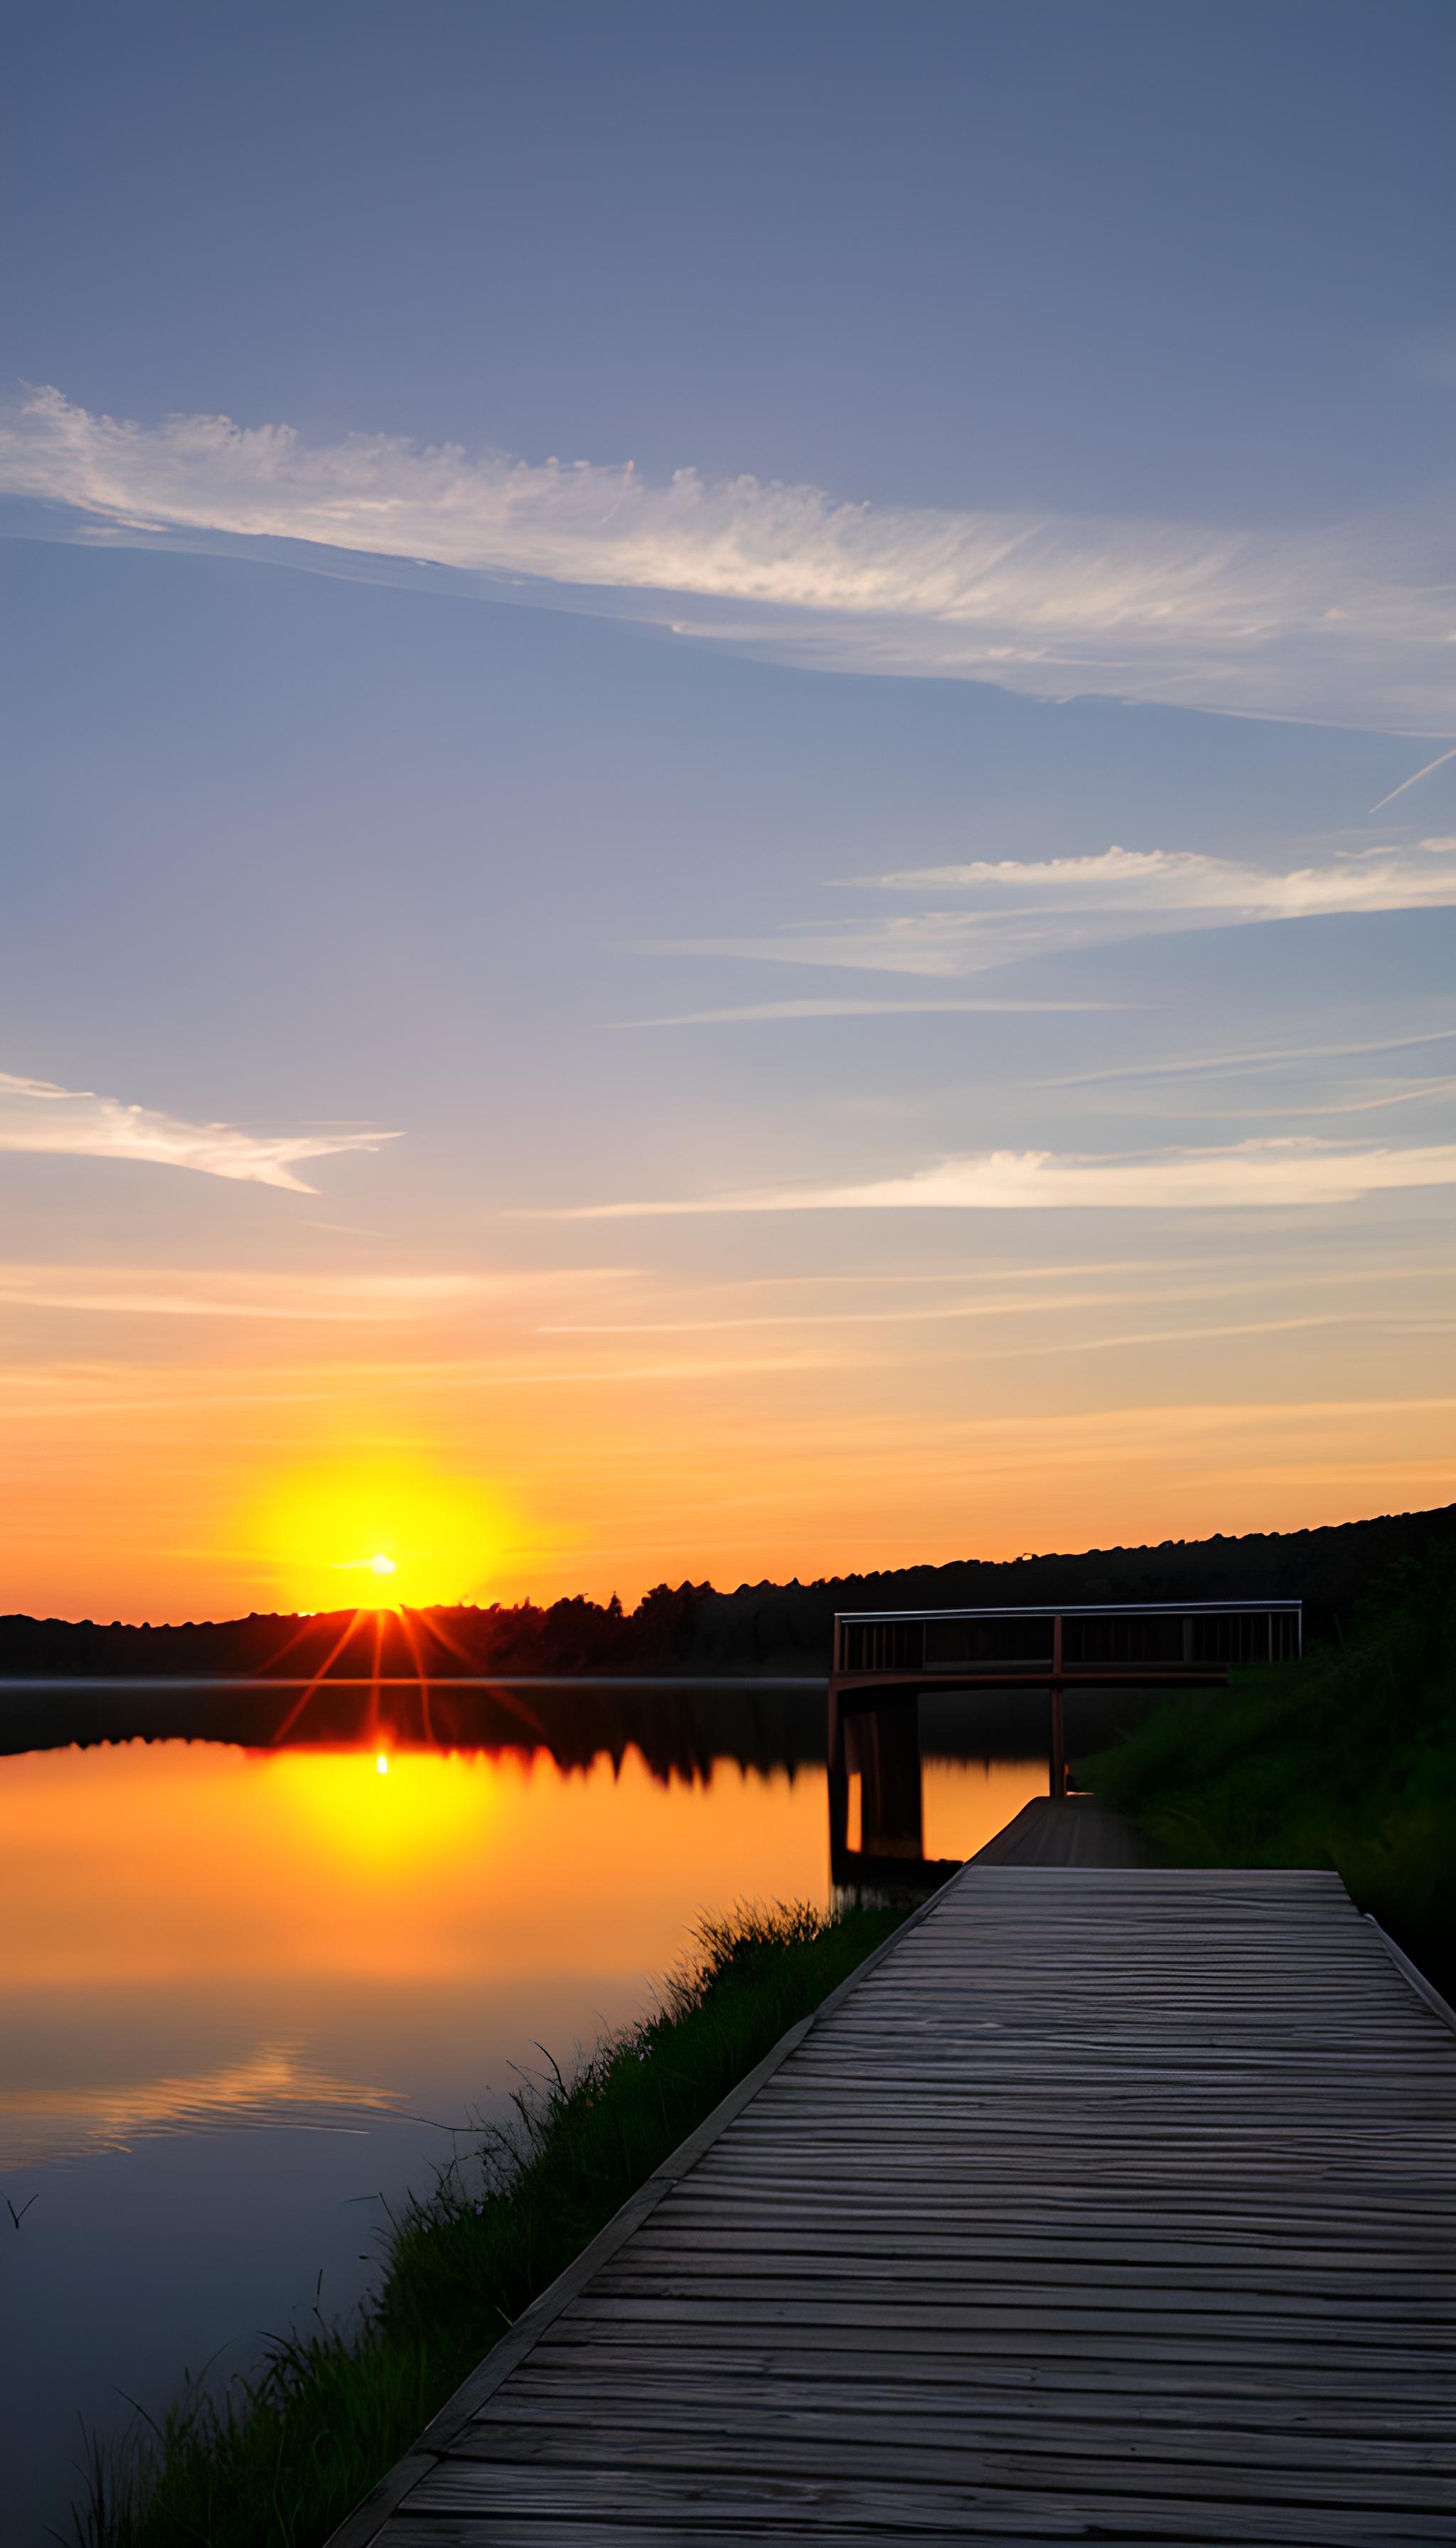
[969, 1792, 1145, 1866]
[341, 1846, 1456, 2544]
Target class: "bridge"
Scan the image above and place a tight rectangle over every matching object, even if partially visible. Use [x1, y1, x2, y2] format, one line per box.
[829, 1599, 1301, 1883]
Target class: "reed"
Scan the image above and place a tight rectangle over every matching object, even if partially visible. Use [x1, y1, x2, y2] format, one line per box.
[69, 1897, 904, 2548]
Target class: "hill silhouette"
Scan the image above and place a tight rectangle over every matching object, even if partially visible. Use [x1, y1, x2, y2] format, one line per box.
[4, 1499, 1450, 1681]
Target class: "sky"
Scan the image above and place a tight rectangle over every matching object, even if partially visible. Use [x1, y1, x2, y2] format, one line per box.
[2, 0, 1454, 1622]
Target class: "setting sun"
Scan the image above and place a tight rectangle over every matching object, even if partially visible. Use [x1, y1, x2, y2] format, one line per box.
[246, 1461, 516, 1614]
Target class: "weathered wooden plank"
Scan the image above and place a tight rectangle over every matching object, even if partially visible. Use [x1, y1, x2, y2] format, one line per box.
[536, 2313, 1455, 2375]
[590, 2269, 1453, 2322]
[515, 2344, 1456, 2411]
[455, 2397, 1456, 2480]
[606, 2232, 1456, 2293]
[405, 2459, 1456, 2542]
[433, 2437, 1456, 2519]
[488, 2375, 1456, 2443]
[562, 2293, 1456, 2350]
[432, 2436, 1456, 2515]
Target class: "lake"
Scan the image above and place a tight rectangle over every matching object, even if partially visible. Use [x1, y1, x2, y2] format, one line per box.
[0, 1681, 1058, 2544]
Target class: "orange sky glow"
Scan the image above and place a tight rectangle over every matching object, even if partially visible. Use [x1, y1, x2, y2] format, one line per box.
[2, 1276, 1452, 1620]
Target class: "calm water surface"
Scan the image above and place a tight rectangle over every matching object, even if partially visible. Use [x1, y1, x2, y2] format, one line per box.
[1, 1699, 1043, 2542]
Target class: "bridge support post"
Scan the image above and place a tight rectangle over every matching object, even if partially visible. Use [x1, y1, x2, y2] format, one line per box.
[1049, 1611, 1067, 1799]
[1049, 1681, 1066, 1799]
[853, 1693, 924, 1858]
[826, 1681, 850, 1874]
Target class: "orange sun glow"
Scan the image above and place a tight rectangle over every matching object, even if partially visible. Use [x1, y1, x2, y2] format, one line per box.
[245, 1461, 513, 1613]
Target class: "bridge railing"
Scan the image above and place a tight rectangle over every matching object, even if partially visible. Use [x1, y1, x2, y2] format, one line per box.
[833, 1598, 1301, 1684]
[828, 1597, 1302, 1819]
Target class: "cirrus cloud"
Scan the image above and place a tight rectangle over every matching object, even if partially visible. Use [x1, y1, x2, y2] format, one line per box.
[667, 837, 1456, 978]
[547, 1137, 1456, 1218]
[0, 1263, 626, 1320]
[3, 386, 1454, 731]
[860, 838, 1456, 916]
[0, 1071, 396, 1190]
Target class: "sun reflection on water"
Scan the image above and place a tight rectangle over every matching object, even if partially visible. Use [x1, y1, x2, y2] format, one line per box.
[0, 1735, 1047, 2180]
[262, 1742, 501, 1869]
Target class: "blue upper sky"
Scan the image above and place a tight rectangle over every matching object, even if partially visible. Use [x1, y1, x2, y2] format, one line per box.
[10, 1, 1454, 516]
[2, 1, 1454, 1615]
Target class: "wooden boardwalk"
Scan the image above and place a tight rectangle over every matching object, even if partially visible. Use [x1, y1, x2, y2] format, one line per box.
[343, 1858, 1456, 2546]
[971, 1793, 1145, 1866]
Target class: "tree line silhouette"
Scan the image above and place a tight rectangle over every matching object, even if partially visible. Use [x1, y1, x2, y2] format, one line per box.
[2, 1501, 1450, 1685]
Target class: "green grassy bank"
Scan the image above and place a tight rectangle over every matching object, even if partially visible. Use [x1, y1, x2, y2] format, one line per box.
[1080, 1550, 1456, 1998]
[76, 1898, 905, 2548]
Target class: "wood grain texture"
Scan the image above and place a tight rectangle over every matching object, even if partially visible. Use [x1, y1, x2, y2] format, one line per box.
[353, 1859, 1456, 2544]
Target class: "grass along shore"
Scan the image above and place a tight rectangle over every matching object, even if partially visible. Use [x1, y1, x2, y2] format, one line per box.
[1080, 1548, 1456, 1999]
[74, 1898, 906, 2548]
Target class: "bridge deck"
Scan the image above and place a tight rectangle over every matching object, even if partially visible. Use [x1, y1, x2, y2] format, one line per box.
[348, 1862, 1456, 2546]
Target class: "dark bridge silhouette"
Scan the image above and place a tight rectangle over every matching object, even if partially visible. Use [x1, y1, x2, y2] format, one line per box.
[828, 1597, 1302, 1888]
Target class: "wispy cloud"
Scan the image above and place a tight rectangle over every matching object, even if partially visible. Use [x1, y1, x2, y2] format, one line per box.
[0, 1263, 623, 1320]
[1000, 1308, 1452, 1361]
[625, 995, 1125, 1026]
[0, 1347, 850, 1426]
[542, 1253, 1444, 1337]
[547, 1137, 1456, 1218]
[543, 1283, 1177, 1337]
[862, 838, 1456, 914]
[4, 387, 1454, 730]
[1034, 1024, 1456, 1091]
[1108, 1081, 1456, 1125]
[0, 1071, 395, 1190]
[675, 838, 1456, 978]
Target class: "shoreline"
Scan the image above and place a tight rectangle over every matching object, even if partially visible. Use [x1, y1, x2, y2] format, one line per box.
[70, 1898, 912, 2548]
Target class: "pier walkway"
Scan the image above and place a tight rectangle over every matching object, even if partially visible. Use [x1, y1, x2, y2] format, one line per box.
[969, 1792, 1145, 1866]
[341, 1849, 1456, 2545]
